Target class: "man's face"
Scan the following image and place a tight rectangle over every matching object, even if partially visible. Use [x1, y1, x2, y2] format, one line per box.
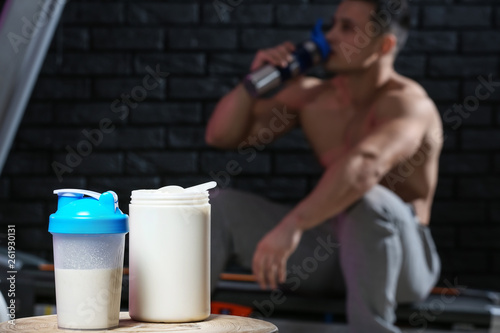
[324, 0, 385, 73]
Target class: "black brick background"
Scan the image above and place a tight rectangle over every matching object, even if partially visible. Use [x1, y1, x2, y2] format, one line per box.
[1, 0, 499, 292]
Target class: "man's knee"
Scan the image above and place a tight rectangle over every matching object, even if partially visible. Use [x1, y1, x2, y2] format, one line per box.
[345, 185, 396, 224]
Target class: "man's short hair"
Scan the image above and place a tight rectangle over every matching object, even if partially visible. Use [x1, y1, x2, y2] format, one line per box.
[358, 0, 411, 52]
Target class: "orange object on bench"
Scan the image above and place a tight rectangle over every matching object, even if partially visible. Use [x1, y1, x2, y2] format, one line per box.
[220, 273, 257, 282]
[211, 301, 253, 317]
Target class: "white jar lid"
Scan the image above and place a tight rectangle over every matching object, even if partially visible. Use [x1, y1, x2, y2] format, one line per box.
[130, 182, 215, 206]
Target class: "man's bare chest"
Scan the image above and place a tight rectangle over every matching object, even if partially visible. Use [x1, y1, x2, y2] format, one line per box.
[300, 99, 377, 167]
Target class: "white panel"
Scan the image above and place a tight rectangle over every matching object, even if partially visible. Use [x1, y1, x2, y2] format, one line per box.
[0, 0, 67, 173]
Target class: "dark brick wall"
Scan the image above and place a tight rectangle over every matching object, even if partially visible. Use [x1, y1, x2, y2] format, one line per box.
[1, 0, 499, 291]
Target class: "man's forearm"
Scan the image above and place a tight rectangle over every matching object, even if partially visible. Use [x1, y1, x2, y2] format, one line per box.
[282, 152, 380, 231]
[205, 83, 256, 149]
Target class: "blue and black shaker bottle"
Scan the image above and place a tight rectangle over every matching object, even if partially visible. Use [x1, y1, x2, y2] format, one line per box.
[243, 19, 331, 97]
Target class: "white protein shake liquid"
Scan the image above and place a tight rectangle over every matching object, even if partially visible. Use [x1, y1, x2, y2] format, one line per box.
[129, 202, 210, 322]
[54, 267, 123, 329]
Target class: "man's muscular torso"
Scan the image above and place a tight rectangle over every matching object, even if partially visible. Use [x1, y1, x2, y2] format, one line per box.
[286, 73, 443, 225]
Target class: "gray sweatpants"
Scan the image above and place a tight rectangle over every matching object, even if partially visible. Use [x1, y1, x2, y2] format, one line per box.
[210, 185, 441, 333]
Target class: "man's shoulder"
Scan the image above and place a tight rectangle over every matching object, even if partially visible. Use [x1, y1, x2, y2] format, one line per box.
[375, 75, 437, 119]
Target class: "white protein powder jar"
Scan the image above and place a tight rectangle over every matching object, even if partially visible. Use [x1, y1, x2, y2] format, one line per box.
[129, 186, 211, 322]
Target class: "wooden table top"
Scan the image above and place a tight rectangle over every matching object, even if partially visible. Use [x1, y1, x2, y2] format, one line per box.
[0, 312, 278, 333]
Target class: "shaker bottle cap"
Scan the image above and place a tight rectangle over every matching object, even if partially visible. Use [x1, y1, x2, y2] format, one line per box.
[49, 189, 129, 234]
[310, 19, 331, 61]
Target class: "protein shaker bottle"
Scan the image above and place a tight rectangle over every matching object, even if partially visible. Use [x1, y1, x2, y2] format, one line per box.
[243, 19, 331, 97]
[49, 189, 128, 330]
[129, 182, 215, 322]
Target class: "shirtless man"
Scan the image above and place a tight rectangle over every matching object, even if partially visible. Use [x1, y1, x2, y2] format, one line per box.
[206, 0, 442, 332]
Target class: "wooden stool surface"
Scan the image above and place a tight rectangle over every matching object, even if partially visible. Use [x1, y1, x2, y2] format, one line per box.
[0, 312, 278, 333]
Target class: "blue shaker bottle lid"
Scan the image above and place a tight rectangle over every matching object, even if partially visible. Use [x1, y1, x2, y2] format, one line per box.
[49, 189, 129, 234]
[310, 19, 331, 61]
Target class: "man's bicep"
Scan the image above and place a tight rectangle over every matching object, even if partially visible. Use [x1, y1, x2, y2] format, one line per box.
[243, 76, 326, 147]
[242, 79, 309, 147]
[243, 100, 299, 147]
